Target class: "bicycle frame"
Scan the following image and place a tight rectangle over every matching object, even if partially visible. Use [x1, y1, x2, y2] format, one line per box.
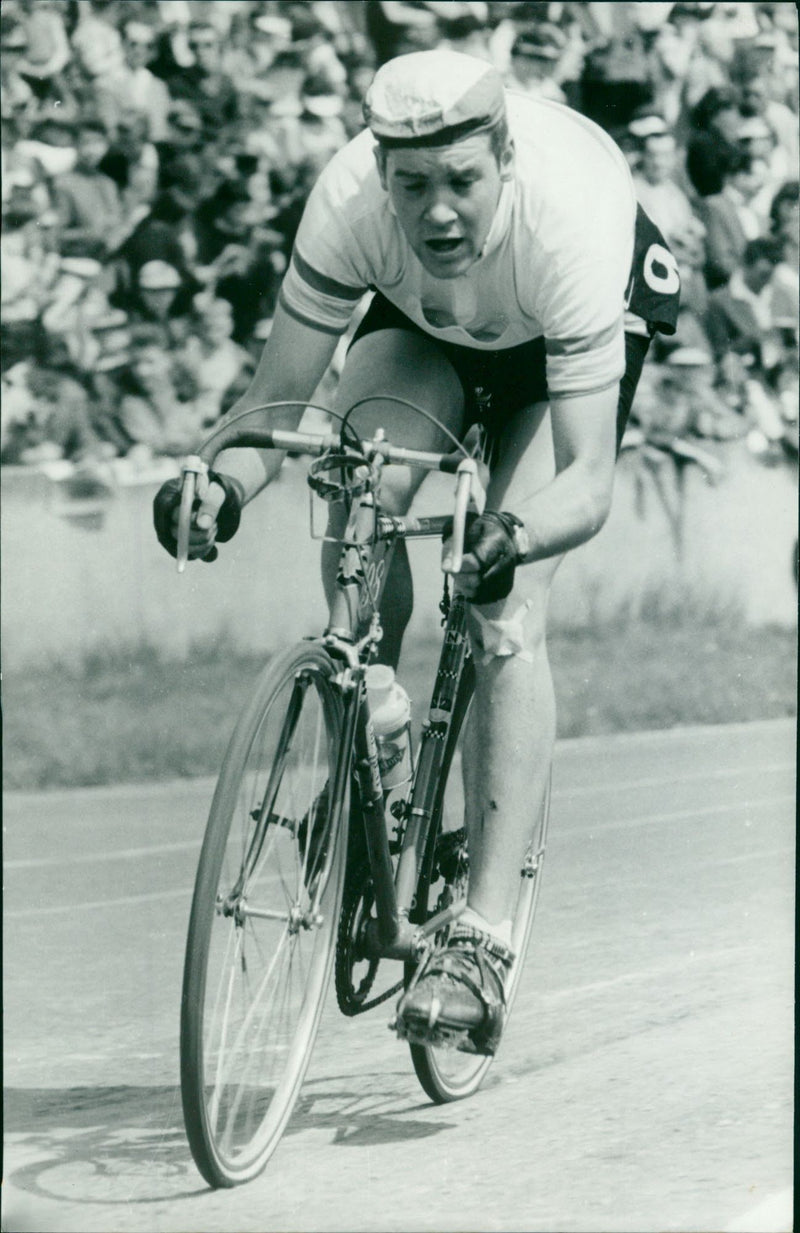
[177, 411, 487, 965]
[316, 481, 473, 965]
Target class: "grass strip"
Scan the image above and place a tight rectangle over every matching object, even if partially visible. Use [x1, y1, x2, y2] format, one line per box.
[3, 611, 795, 791]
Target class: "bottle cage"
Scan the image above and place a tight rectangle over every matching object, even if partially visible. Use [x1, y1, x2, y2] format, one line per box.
[307, 447, 374, 503]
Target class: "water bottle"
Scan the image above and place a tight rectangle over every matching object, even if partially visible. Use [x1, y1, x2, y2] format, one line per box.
[365, 664, 413, 792]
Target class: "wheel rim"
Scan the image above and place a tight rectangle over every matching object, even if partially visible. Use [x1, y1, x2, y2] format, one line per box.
[413, 695, 549, 1099]
[192, 661, 343, 1178]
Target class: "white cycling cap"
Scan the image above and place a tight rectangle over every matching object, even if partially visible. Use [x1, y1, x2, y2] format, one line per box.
[363, 50, 506, 146]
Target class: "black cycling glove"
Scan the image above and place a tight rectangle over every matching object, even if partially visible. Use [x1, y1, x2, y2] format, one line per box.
[443, 510, 528, 604]
[152, 470, 244, 562]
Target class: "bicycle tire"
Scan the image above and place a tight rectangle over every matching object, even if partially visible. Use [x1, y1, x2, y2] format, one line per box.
[180, 643, 347, 1187]
[408, 658, 550, 1103]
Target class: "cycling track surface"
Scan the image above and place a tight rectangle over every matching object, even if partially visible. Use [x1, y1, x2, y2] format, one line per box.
[3, 718, 795, 1233]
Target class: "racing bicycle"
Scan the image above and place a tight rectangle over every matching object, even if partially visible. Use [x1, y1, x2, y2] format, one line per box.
[174, 399, 550, 1188]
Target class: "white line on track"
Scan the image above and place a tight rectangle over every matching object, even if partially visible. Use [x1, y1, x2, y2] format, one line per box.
[5, 840, 202, 870]
[569, 793, 794, 836]
[5, 886, 194, 918]
[542, 943, 759, 1004]
[556, 761, 794, 799]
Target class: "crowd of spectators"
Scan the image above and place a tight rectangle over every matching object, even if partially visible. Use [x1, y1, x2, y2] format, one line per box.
[1, 0, 798, 470]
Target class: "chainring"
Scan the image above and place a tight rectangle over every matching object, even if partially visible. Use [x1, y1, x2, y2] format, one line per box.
[335, 858, 403, 1015]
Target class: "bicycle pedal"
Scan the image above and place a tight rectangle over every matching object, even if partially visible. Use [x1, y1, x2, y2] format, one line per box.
[390, 1014, 476, 1054]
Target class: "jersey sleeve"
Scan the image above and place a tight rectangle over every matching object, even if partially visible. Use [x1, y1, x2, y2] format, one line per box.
[278, 154, 372, 336]
[538, 235, 631, 399]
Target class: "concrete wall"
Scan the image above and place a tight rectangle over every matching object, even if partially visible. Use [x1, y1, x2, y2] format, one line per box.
[2, 443, 796, 669]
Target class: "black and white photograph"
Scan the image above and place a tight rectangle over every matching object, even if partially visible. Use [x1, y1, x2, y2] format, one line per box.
[2, 2, 796, 1230]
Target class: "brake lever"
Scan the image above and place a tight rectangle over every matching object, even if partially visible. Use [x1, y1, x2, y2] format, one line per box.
[176, 455, 208, 574]
[445, 458, 487, 575]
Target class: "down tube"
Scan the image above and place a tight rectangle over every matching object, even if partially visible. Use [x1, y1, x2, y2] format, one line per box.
[394, 594, 471, 915]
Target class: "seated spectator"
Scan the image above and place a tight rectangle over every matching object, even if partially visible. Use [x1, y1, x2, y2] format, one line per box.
[700, 149, 771, 289]
[0, 192, 59, 370]
[276, 73, 349, 178]
[365, 1, 440, 65]
[126, 259, 194, 347]
[631, 119, 708, 320]
[633, 344, 745, 443]
[95, 18, 172, 143]
[68, 5, 126, 115]
[768, 180, 799, 332]
[166, 20, 240, 137]
[114, 182, 203, 307]
[436, 6, 491, 62]
[505, 24, 568, 104]
[115, 327, 205, 458]
[705, 236, 788, 445]
[735, 113, 786, 220]
[99, 110, 160, 219]
[12, 112, 77, 179]
[737, 71, 799, 181]
[52, 117, 125, 259]
[15, 0, 72, 87]
[685, 86, 742, 197]
[0, 335, 104, 466]
[178, 295, 252, 425]
[1, 11, 37, 126]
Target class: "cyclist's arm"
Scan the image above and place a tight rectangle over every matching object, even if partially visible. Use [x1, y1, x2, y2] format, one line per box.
[210, 301, 341, 505]
[513, 384, 619, 562]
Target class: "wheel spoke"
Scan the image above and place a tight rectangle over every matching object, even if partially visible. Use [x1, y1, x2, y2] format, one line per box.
[180, 646, 347, 1187]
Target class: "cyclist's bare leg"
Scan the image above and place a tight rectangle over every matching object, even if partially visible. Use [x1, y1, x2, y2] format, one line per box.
[321, 328, 465, 667]
[461, 402, 563, 937]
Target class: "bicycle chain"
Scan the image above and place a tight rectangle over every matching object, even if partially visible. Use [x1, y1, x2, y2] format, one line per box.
[335, 857, 404, 1015]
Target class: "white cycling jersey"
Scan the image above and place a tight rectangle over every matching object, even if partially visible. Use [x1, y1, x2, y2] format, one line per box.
[279, 92, 640, 399]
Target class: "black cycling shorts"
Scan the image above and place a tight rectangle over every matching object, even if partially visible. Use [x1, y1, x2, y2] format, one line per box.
[351, 292, 650, 453]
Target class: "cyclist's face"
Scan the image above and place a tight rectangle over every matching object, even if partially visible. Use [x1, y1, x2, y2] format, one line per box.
[379, 134, 512, 279]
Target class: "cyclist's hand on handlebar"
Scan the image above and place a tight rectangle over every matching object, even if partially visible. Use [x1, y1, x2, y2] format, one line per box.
[153, 470, 245, 562]
[442, 511, 529, 605]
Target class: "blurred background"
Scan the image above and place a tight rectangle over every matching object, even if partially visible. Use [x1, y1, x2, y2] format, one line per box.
[2, 0, 797, 789]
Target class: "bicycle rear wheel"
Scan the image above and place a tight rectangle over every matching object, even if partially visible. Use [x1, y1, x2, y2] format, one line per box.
[409, 659, 550, 1103]
[180, 643, 347, 1187]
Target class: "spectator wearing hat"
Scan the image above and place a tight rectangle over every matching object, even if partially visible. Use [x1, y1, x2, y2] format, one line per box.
[685, 87, 743, 197]
[52, 118, 125, 259]
[166, 20, 240, 137]
[700, 148, 772, 289]
[128, 259, 193, 348]
[506, 24, 568, 104]
[114, 180, 203, 312]
[95, 18, 173, 143]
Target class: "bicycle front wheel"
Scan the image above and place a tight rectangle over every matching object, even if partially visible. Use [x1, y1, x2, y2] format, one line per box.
[181, 644, 347, 1187]
[409, 659, 550, 1103]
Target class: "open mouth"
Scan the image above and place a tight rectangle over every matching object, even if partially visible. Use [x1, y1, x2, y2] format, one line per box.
[425, 237, 466, 256]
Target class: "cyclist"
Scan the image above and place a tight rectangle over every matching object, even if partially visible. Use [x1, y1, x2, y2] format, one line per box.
[154, 50, 679, 1056]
